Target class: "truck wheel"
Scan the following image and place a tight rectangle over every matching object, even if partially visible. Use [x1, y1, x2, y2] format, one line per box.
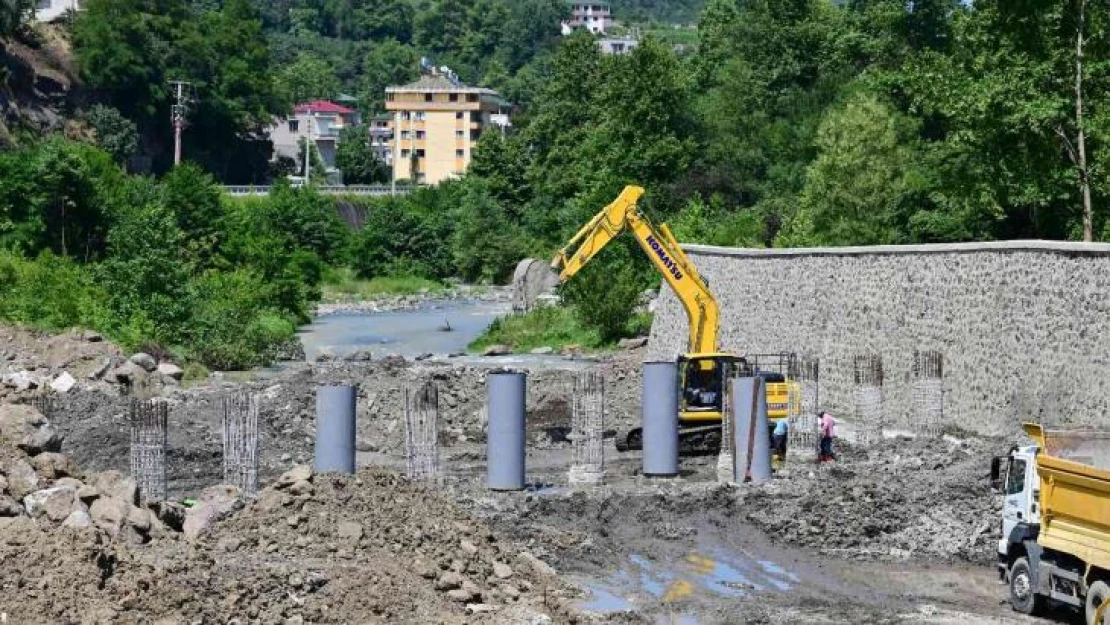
[1009, 558, 1044, 616]
[1086, 580, 1110, 625]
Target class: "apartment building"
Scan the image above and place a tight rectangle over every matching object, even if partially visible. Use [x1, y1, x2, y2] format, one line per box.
[268, 100, 361, 181]
[368, 114, 393, 166]
[562, 1, 612, 34]
[385, 73, 510, 185]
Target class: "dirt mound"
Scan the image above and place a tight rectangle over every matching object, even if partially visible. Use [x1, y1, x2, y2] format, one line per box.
[742, 436, 1002, 564]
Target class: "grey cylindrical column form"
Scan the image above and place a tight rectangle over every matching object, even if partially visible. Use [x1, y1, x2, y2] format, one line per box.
[487, 372, 527, 491]
[731, 377, 756, 483]
[732, 377, 772, 483]
[642, 362, 679, 477]
[315, 384, 357, 474]
[748, 378, 772, 483]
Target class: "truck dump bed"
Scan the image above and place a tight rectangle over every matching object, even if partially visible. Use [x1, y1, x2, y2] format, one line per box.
[1024, 423, 1110, 572]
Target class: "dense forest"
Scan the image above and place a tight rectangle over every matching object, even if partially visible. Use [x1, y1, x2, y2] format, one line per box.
[1, 0, 1109, 367]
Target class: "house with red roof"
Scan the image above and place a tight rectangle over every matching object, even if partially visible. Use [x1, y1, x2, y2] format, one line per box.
[268, 99, 362, 182]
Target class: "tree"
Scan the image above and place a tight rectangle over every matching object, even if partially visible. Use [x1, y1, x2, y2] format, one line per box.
[278, 53, 341, 104]
[360, 39, 421, 112]
[777, 93, 923, 246]
[0, 0, 33, 36]
[335, 125, 389, 184]
[84, 105, 139, 167]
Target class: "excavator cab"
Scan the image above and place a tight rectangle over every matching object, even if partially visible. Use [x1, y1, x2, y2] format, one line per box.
[677, 353, 749, 424]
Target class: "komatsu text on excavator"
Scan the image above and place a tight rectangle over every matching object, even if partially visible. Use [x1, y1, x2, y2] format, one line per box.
[550, 185, 794, 453]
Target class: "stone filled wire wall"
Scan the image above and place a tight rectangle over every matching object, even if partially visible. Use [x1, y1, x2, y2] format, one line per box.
[647, 242, 1110, 436]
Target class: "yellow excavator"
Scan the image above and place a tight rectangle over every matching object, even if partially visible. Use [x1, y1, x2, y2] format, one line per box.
[551, 185, 795, 453]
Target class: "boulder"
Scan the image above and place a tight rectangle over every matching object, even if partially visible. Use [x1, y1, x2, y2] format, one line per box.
[157, 363, 184, 381]
[62, 510, 93, 530]
[87, 471, 138, 505]
[0, 495, 23, 517]
[617, 337, 648, 350]
[183, 484, 243, 539]
[344, 350, 373, 363]
[50, 372, 77, 393]
[529, 347, 555, 356]
[315, 348, 336, 363]
[89, 496, 129, 537]
[482, 345, 512, 357]
[5, 458, 40, 499]
[30, 452, 81, 480]
[23, 485, 79, 524]
[0, 404, 61, 455]
[87, 359, 111, 381]
[129, 353, 158, 372]
[1, 370, 37, 391]
[275, 465, 312, 489]
[511, 258, 560, 312]
[108, 362, 146, 385]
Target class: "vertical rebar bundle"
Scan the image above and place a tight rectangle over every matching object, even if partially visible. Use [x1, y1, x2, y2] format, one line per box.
[26, 393, 55, 421]
[852, 354, 885, 446]
[717, 374, 737, 484]
[405, 381, 440, 481]
[789, 358, 821, 452]
[568, 372, 604, 486]
[912, 350, 944, 438]
[222, 393, 260, 496]
[129, 398, 168, 502]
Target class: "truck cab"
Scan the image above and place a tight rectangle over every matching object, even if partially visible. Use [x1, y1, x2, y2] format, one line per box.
[994, 446, 1042, 580]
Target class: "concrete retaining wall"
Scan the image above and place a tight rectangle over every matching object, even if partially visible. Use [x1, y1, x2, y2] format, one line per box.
[647, 241, 1110, 436]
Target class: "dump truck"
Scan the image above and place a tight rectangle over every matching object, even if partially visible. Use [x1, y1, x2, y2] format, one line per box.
[993, 422, 1110, 624]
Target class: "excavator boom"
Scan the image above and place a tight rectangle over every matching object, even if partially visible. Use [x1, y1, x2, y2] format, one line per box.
[550, 185, 720, 355]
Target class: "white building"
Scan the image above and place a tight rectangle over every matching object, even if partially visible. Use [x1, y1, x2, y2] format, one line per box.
[598, 37, 639, 55]
[267, 100, 361, 182]
[562, 2, 613, 34]
[35, 0, 80, 22]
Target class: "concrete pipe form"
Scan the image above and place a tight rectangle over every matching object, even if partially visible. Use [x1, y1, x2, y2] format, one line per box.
[315, 384, 357, 474]
[487, 371, 527, 491]
[642, 361, 679, 477]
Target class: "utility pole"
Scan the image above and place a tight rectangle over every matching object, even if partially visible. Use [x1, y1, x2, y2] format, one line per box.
[303, 107, 314, 183]
[169, 80, 192, 167]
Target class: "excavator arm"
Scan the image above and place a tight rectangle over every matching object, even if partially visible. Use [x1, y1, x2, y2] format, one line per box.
[550, 185, 721, 355]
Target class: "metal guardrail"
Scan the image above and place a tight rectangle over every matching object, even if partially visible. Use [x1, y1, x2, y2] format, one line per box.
[222, 185, 413, 197]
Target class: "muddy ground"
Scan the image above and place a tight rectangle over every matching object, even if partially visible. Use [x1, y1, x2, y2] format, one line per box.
[0, 324, 1074, 624]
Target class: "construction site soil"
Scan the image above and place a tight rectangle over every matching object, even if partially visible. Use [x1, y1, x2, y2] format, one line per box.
[0, 324, 1061, 624]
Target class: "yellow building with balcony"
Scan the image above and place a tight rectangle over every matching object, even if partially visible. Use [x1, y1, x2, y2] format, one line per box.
[385, 73, 510, 185]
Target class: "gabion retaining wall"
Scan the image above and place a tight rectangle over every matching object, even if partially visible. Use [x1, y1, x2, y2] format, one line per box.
[647, 241, 1110, 436]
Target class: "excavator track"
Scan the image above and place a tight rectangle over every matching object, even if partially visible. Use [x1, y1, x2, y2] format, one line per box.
[615, 425, 723, 456]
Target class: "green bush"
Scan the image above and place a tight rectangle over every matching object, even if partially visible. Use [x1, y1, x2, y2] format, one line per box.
[0, 251, 107, 332]
[561, 241, 650, 343]
[186, 270, 297, 370]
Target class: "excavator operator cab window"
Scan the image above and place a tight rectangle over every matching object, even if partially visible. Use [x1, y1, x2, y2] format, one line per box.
[682, 359, 723, 411]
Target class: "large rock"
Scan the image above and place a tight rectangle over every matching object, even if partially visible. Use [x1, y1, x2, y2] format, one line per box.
[0, 495, 23, 517]
[89, 496, 129, 537]
[1, 370, 38, 391]
[156, 363, 184, 381]
[344, 350, 373, 363]
[511, 258, 560, 312]
[88, 471, 138, 505]
[108, 361, 146, 385]
[62, 510, 93, 530]
[183, 485, 243, 539]
[482, 344, 512, 357]
[30, 452, 81, 480]
[5, 458, 40, 499]
[0, 404, 61, 455]
[129, 353, 158, 372]
[617, 337, 648, 350]
[50, 372, 77, 394]
[275, 465, 313, 489]
[87, 359, 111, 381]
[23, 485, 80, 524]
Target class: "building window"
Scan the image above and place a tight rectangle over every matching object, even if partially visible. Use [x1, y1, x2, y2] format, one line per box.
[455, 130, 464, 139]
[466, 94, 479, 103]
[456, 149, 465, 158]
[288, 120, 299, 132]
[416, 149, 426, 157]
[415, 112, 426, 121]
[401, 149, 410, 158]
[449, 93, 459, 102]
[456, 111, 464, 120]
[400, 130, 411, 139]
[400, 111, 411, 120]
[424, 93, 433, 102]
[416, 130, 426, 139]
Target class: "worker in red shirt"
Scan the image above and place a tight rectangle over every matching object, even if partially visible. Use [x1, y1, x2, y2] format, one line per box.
[818, 411, 837, 462]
